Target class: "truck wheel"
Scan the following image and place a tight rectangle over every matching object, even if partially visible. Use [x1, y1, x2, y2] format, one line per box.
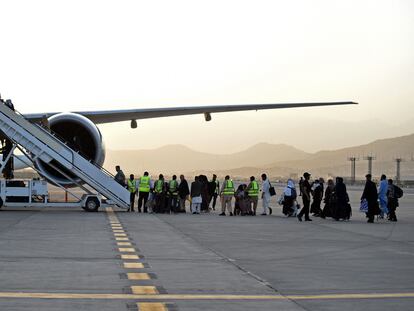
[83, 197, 100, 212]
[0, 198, 3, 208]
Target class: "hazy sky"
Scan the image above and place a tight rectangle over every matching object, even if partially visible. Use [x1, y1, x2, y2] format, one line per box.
[1, 0, 413, 153]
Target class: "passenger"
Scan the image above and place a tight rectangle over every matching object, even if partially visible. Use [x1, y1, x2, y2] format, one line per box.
[146, 191, 156, 213]
[234, 184, 248, 216]
[310, 179, 323, 217]
[160, 180, 171, 214]
[178, 174, 190, 213]
[208, 174, 220, 211]
[199, 175, 209, 212]
[299, 177, 304, 196]
[153, 174, 166, 213]
[114, 165, 126, 187]
[243, 184, 252, 215]
[191, 176, 203, 214]
[260, 173, 273, 216]
[387, 179, 402, 222]
[127, 174, 137, 212]
[378, 174, 389, 218]
[297, 172, 312, 222]
[332, 177, 351, 221]
[137, 171, 151, 213]
[361, 174, 379, 223]
[220, 175, 234, 216]
[246, 176, 259, 216]
[168, 175, 179, 214]
[321, 179, 335, 218]
[282, 179, 297, 217]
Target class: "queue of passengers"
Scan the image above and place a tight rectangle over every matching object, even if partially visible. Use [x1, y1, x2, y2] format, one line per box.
[114, 166, 273, 215]
[114, 166, 403, 222]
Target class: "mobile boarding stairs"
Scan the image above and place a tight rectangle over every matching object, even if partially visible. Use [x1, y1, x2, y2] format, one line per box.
[0, 103, 130, 211]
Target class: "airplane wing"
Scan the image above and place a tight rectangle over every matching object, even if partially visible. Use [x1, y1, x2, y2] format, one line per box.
[23, 101, 357, 124]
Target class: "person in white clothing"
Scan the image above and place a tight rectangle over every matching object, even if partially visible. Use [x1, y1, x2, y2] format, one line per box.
[261, 173, 273, 215]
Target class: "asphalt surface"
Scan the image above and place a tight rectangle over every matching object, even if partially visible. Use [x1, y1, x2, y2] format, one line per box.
[0, 186, 413, 311]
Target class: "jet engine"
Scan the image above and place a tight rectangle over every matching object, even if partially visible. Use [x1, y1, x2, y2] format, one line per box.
[35, 112, 106, 187]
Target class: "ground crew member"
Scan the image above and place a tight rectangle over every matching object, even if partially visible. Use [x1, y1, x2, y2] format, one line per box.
[137, 171, 151, 213]
[246, 176, 259, 215]
[220, 175, 234, 216]
[154, 174, 165, 213]
[168, 175, 179, 213]
[127, 174, 137, 212]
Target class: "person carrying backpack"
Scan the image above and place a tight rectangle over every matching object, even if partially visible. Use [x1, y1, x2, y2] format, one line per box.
[387, 179, 403, 222]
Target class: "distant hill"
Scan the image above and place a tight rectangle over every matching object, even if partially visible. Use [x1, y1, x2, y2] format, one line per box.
[269, 134, 414, 179]
[104, 134, 414, 180]
[104, 143, 309, 175]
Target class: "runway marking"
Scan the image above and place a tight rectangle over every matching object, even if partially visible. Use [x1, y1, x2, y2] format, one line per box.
[127, 273, 152, 280]
[0, 292, 413, 300]
[122, 254, 140, 260]
[106, 207, 168, 310]
[119, 248, 136, 253]
[116, 237, 129, 241]
[131, 286, 159, 295]
[137, 302, 168, 311]
[124, 262, 144, 269]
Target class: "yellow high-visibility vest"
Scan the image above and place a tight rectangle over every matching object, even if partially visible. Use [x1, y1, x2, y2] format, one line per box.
[127, 179, 136, 193]
[223, 180, 235, 195]
[169, 180, 178, 195]
[138, 176, 150, 193]
[154, 180, 164, 193]
[248, 180, 259, 197]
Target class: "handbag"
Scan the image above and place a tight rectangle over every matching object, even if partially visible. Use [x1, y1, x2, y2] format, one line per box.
[360, 199, 368, 213]
[269, 181, 276, 196]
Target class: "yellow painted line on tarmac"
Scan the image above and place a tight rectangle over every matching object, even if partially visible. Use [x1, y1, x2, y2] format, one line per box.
[122, 254, 140, 260]
[137, 302, 168, 311]
[119, 248, 136, 253]
[117, 242, 132, 246]
[113, 230, 125, 233]
[0, 292, 414, 300]
[127, 273, 151, 280]
[116, 237, 129, 241]
[111, 225, 123, 229]
[114, 233, 127, 237]
[131, 286, 159, 295]
[124, 262, 144, 269]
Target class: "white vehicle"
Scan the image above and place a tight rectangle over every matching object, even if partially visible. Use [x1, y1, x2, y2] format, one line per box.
[0, 179, 105, 212]
[0, 103, 130, 211]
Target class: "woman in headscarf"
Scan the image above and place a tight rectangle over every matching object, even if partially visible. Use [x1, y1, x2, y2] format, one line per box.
[282, 179, 297, 217]
[332, 177, 351, 221]
[321, 179, 335, 218]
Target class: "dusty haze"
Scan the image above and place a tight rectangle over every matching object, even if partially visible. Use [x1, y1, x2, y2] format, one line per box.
[104, 133, 414, 180]
[1, 0, 413, 154]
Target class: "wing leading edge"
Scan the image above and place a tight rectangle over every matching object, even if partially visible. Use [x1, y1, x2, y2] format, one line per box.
[24, 101, 357, 124]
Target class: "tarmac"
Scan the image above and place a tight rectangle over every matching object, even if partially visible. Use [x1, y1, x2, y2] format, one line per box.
[0, 186, 413, 311]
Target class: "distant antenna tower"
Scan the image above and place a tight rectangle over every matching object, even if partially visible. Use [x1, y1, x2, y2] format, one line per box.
[363, 155, 376, 176]
[347, 156, 359, 184]
[394, 157, 404, 185]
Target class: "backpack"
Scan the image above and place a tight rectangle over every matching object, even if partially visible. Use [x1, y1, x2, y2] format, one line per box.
[394, 185, 403, 199]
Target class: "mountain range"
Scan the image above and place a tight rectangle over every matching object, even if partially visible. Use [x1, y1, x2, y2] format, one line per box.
[104, 133, 414, 180]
